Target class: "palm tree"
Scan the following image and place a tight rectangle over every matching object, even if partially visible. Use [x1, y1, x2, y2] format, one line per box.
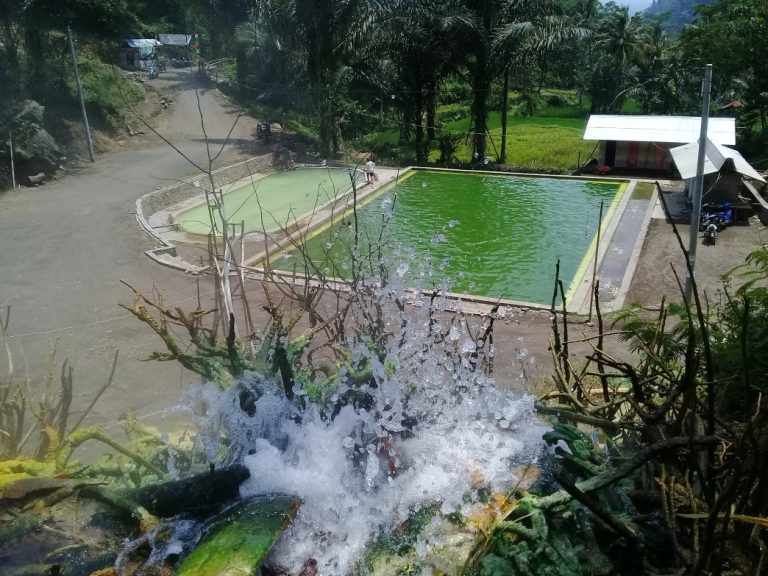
[234, 5, 306, 107]
[596, 7, 650, 70]
[491, 1, 588, 163]
[293, 0, 384, 157]
[589, 6, 652, 112]
[372, 0, 466, 162]
[239, 0, 382, 158]
[461, 0, 567, 164]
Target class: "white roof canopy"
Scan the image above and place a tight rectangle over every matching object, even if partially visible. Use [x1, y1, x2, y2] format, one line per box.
[584, 115, 736, 145]
[158, 34, 192, 46]
[670, 138, 765, 182]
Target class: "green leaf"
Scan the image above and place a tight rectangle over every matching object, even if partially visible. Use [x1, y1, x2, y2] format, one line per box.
[176, 495, 300, 576]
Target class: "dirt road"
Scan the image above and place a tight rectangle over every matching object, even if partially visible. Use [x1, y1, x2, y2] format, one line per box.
[0, 69, 260, 431]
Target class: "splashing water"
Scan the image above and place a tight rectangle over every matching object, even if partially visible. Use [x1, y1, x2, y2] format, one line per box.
[181, 286, 548, 575]
[188, 380, 544, 574]
[121, 252, 549, 574]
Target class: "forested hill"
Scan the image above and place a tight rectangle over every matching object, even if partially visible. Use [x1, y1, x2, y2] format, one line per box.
[644, 0, 716, 32]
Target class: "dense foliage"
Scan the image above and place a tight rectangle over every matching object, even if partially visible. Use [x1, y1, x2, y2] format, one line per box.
[2, 0, 767, 167]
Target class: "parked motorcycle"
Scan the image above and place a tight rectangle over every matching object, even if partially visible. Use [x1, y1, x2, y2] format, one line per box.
[256, 121, 272, 143]
[704, 220, 719, 245]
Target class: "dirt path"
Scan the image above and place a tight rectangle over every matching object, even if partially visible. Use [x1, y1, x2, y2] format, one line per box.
[626, 199, 768, 306]
[0, 69, 260, 431]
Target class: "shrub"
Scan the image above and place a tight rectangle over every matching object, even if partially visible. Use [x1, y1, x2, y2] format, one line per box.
[435, 103, 470, 125]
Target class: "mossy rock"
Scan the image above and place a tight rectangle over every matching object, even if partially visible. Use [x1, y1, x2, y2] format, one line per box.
[176, 494, 300, 576]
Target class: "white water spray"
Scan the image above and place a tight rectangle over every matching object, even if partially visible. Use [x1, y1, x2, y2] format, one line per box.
[184, 282, 548, 575]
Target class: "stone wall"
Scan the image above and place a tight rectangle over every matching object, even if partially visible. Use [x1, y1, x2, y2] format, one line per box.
[140, 154, 273, 217]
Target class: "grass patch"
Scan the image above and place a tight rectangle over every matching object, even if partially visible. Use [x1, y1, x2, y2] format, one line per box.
[358, 90, 645, 171]
[440, 112, 594, 172]
[77, 56, 144, 115]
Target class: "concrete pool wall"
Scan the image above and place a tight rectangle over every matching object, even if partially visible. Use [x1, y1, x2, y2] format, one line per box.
[136, 159, 657, 315]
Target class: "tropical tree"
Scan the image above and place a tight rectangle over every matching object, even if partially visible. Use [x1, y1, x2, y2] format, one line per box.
[680, 0, 768, 156]
[588, 5, 651, 112]
[459, 0, 573, 163]
[493, 4, 589, 163]
[627, 21, 700, 115]
[368, 0, 466, 162]
[234, 3, 307, 108]
[293, 0, 384, 157]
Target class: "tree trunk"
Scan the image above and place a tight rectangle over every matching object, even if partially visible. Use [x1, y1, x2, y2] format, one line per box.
[426, 83, 437, 142]
[25, 27, 47, 101]
[296, 0, 336, 158]
[425, 86, 437, 162]
[414, 90, 425, 163]
[470, 2, 491, 164]
[471, 56, 489, 163]
[316, 81, 334, 159]
[500, 68, 509, 164]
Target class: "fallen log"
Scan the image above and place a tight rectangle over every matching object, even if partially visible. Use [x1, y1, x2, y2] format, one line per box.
[125, 464, 251, 517]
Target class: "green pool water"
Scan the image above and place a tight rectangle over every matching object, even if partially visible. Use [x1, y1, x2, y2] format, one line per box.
[271, 170, 624, 304]
[174, 167, 363, 235]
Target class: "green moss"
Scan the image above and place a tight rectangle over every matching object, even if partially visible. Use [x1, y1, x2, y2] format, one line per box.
[357, 504, 441, 576]
[176, 496, 301, 576]
[631, 181, 657, 199]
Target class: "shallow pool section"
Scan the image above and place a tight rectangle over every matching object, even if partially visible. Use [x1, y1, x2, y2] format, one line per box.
[173, 167, 363, 235]
[271, 170, 624, 304]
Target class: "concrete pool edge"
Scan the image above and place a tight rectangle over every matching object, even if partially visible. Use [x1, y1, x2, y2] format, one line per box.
[242, 167, 416, 268]
[568, 179, 659, 315]
[566, 179, 632, 312]
[132, 156, 276, 274]
[168, 166, 370, 239]
[251, 168, 635, 314]
[136, 161, 651, 316]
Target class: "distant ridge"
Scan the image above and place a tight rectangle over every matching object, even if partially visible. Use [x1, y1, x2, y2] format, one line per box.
[644, 0, 717, 32]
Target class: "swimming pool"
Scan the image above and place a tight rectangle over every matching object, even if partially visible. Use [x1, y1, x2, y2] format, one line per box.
[172, 167, 364, 235]
[269, 169, 626, 305]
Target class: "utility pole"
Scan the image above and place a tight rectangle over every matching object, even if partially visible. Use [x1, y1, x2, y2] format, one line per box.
[588, 199, 604, 323]
[67, 26, 95, 162]
[685, 64, 712, 301]
[9, 131, 16, 188]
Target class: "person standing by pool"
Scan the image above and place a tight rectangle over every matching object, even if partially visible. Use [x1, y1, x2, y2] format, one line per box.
[365, 156, 376, 184]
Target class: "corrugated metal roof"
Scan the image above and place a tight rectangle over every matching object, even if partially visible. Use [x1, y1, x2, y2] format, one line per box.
[670, 138, 765, 182]
[583, 115, 736, 145]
